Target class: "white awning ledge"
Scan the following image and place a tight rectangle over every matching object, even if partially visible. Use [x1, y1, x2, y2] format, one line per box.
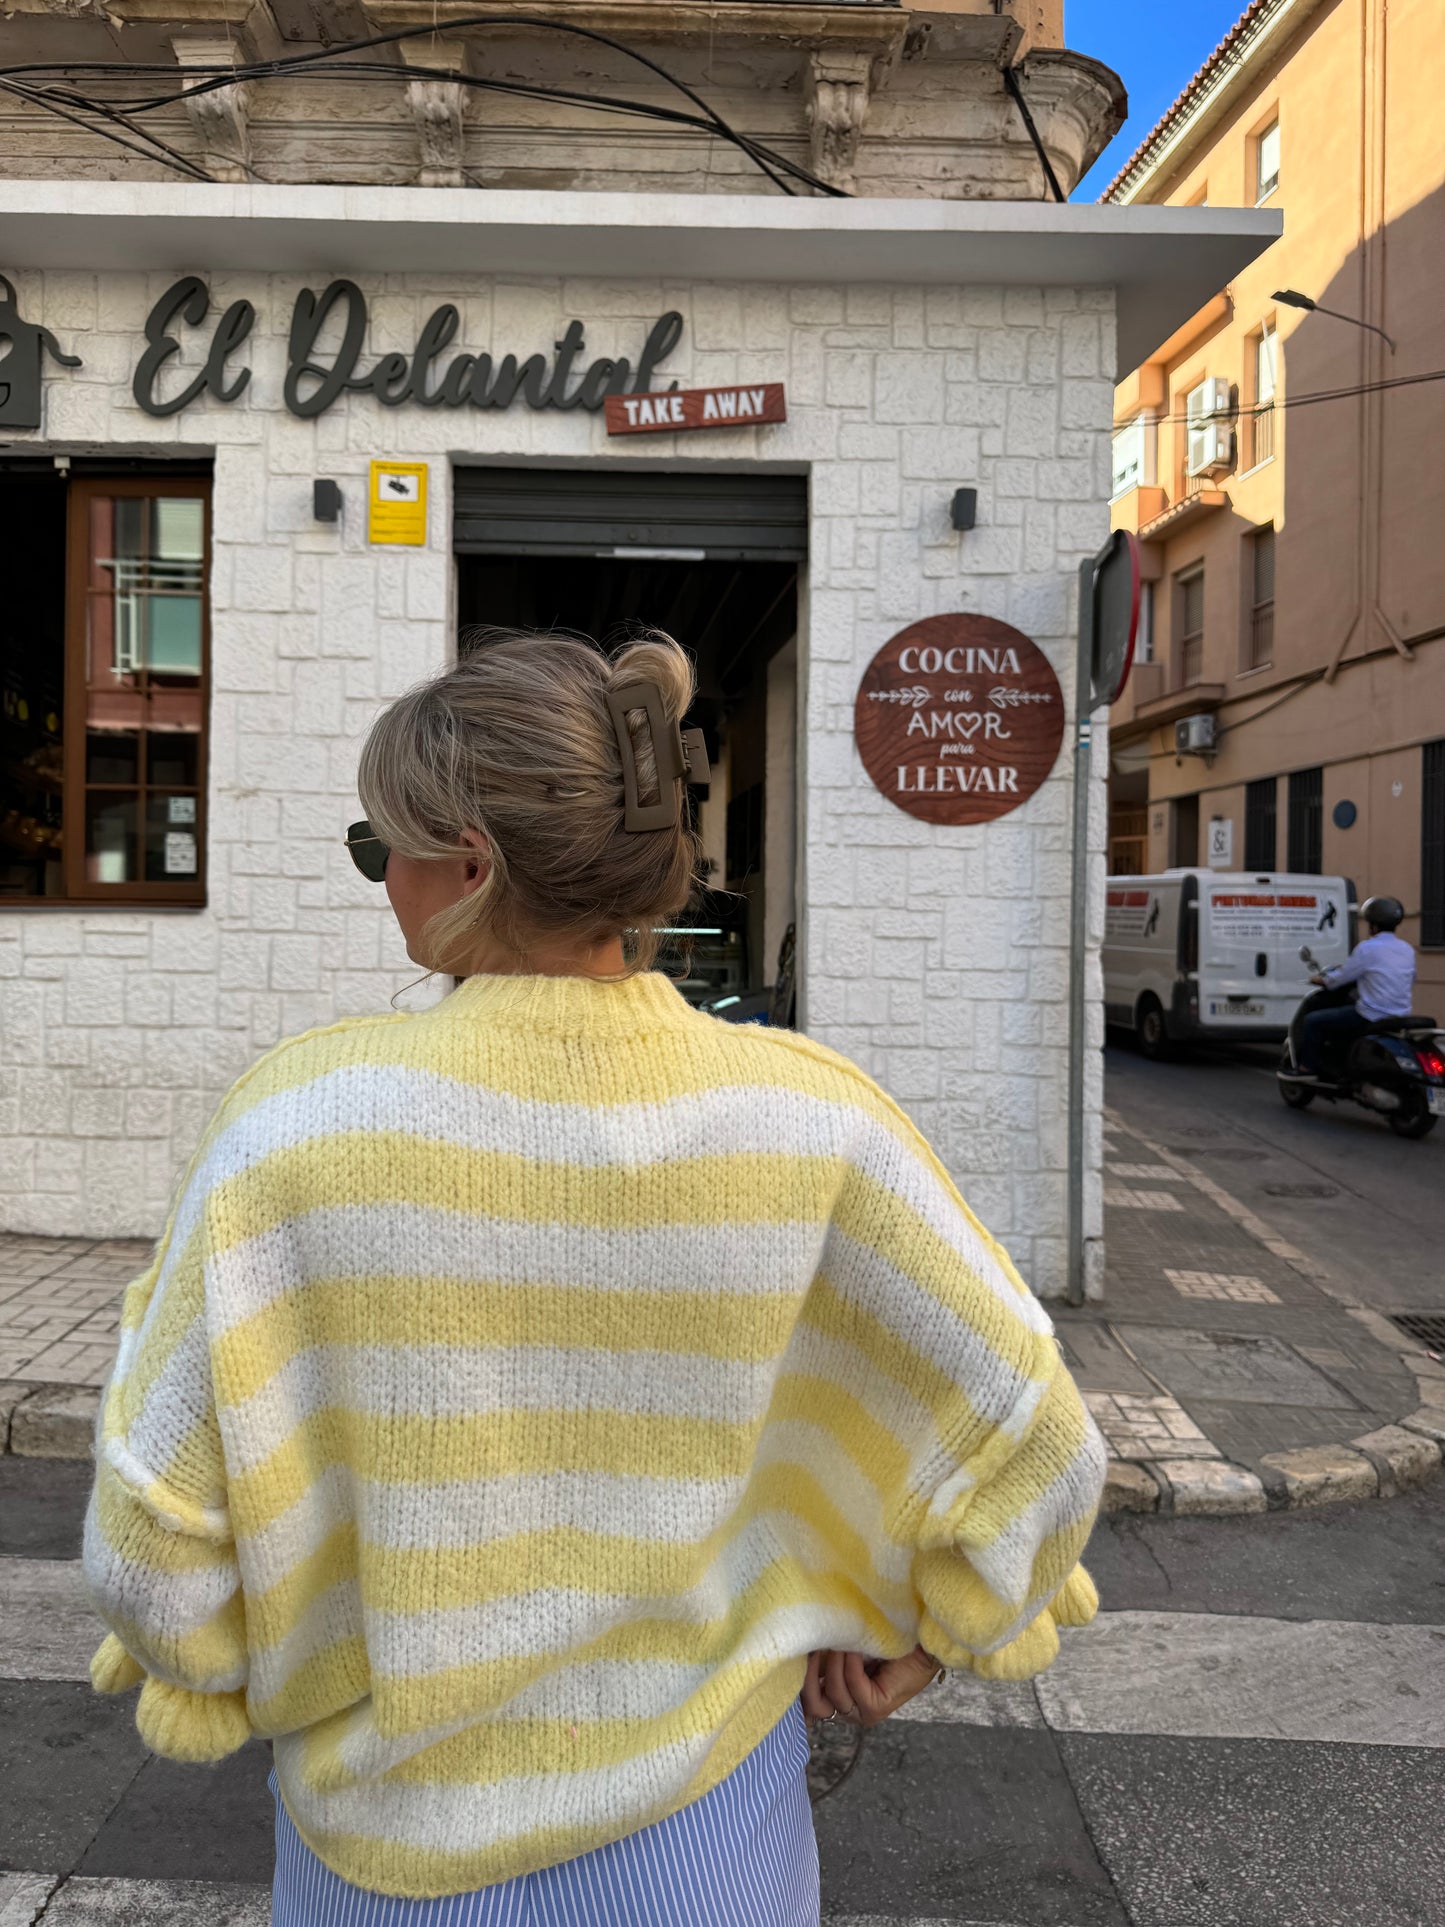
[0, 182, 1280, 375]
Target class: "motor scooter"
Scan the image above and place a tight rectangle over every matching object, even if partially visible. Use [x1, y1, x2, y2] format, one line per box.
[1278, 945, 1445, 1137]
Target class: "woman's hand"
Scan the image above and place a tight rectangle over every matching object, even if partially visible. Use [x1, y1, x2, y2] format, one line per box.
[800, 1645, 942, 1729]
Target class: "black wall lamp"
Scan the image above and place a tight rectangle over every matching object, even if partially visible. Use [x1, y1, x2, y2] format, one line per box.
[313, 479, 343, 522]
[950, 487, 977, 532]
[1273, 288, 1396, 353]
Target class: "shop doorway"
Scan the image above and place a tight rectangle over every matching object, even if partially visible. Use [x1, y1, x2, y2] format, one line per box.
[454, 466, 806, 1013]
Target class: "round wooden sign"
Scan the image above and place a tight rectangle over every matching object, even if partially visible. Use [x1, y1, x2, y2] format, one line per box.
[854, 614, 1065, 826]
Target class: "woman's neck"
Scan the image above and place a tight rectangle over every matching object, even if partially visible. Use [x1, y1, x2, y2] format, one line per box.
[460, 933, 629, 980]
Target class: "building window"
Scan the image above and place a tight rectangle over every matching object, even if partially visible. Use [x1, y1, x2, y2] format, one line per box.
[1171, 795, 1200, 868]
[1245, 525, 1275, 671]
[1424, 740, 1445, 947]
[1136, 580, 1154, 665]
[1245, 325, 1277, 468]
[1287, 767, 1322, 874]
[1176, 567, 1205, 687]
[0, 474, 210, 905]
[1255, 119, 1280, 202]
[1245, 776, 1277, 871]
[1111, 420, 1144, 499]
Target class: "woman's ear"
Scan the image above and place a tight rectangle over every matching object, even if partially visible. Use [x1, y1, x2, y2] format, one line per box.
[457, 826, 490, 898]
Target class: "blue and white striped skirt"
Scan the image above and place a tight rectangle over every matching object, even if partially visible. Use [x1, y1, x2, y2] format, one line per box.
[270, 1699, 820, 1927]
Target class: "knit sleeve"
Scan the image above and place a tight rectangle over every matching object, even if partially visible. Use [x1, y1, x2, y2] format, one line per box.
[83, 1156, 251, 1763]
[911, 1345, 1106, 1678]
[829, 1097, 1106, 1680]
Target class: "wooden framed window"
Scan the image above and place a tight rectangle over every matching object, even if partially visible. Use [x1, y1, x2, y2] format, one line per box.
[1255, 119, 1280, 202]
[1176, 567, 1205, 688]
[1287, 767, 1322, 875]
[1424, 740, 1445, 948]
[1244, 525, 1275, 671]
[0, 473, 210, 906]
[1245, 776, 1277, 871]
[1245, 325, 1277, 468]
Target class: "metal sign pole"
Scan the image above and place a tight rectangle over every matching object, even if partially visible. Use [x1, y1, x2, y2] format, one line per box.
[1065, 561, 1095, 1308]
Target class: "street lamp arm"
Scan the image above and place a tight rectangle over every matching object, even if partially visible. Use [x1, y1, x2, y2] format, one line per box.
[1282, 295, 1397, 353]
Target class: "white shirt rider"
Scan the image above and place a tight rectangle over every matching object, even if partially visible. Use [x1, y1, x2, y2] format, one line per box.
[1321, 929, 1416, 1022]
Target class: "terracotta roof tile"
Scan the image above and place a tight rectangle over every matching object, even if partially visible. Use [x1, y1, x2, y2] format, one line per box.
[1099, 0, 1274, 203]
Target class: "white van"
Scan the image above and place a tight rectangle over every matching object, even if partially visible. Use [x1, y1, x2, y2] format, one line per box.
[1103, 870, 1355, 1054]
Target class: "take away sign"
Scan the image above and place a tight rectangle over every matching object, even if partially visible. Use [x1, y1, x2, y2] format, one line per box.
[605, 382, 786, 436]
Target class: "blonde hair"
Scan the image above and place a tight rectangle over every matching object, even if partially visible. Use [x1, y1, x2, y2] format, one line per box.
[358, 628, 701, 973]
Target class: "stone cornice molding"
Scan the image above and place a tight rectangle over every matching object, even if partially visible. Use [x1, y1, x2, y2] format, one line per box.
[171, 33, 253, 182]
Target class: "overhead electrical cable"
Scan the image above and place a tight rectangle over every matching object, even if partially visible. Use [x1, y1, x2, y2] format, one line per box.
[0, 15, 850, 197]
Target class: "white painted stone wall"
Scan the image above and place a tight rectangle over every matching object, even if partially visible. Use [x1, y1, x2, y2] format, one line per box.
[0, 266, 1112, 1296]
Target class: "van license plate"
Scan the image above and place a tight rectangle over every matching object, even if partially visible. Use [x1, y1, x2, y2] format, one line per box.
[1212, 1001, 1265, 1018]
[1429, 1089, 1445, 1117]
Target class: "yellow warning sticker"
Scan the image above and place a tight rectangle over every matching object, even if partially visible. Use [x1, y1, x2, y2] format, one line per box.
[368, 462, 428, 545]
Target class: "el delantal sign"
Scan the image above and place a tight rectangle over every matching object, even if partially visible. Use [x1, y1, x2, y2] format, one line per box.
[0, 273, 785, 433]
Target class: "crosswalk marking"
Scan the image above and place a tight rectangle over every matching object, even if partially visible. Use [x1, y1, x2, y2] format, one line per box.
[1103, 1185, 1185, 1211]
[9, 1558, 1442, 1754]
[0, 1878, 1018, 1927]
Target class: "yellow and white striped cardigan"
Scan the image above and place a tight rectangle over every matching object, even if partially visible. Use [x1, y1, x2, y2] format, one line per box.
[85, 969, 1105, 1898]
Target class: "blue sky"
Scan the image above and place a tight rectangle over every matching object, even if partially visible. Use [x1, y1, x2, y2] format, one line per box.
[1066, 2, 1248, 200]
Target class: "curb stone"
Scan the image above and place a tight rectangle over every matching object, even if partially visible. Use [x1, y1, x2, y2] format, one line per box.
[1153, 1458, 1267, 1516]
[7, 1383, 100, 1459]
[1094, 1342, 1445, 1516]
[1257, 1444, 1379, 1508]
[1102, 1461, 1159, 1513]
[1351, 1424, 1440, 1498]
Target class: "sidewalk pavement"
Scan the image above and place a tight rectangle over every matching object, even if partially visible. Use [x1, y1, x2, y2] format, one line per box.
[1054, 1106, 1445, 1515]
[3, 1124, 1443, 1514]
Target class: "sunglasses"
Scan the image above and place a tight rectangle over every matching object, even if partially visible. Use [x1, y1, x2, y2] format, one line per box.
[345, 819, 390, 883]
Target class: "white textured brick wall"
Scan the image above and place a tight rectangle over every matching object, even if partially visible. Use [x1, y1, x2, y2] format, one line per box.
[0, 268, 1111, 1296]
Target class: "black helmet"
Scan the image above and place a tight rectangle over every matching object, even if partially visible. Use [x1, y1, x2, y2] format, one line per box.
[1361, 895, 1405, 931]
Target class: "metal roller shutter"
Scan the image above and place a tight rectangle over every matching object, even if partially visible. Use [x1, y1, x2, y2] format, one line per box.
[452, 465, 808, 561]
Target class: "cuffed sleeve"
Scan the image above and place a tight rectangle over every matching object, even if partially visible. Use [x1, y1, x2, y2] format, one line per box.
[83, 1182, 252, 1763]
[911, 1346, 1106, 1678]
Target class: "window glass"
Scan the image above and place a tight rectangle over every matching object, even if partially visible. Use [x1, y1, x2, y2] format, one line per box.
[80, 483, 208, 899]
[1256, 120, 1280, 199]
[1111, 421, 1144, 498]
[1181, 571, 1205, 637]
[1136, 581, 1154, 664]
[1252, 526, 1276, 606]
[1255, 326, 1278, 405]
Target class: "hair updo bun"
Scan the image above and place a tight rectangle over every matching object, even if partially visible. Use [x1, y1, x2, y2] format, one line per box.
[357, 627, 702, 972]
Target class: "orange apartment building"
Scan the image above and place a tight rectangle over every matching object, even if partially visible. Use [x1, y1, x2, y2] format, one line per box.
[1103, 0, 1445, 994]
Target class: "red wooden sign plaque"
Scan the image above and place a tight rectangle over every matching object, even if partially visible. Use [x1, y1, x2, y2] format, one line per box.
[604, 383, 787, 436]
[854, 614, 1065, 826]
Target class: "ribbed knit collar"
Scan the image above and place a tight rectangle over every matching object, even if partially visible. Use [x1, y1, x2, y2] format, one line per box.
[439, 969, 697, 1037]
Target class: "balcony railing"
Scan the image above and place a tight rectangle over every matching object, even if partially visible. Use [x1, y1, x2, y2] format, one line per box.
[1177, 633, 1203, 687]
[1246, 600, 1274, 670]
[1245, 404, 1275, 468]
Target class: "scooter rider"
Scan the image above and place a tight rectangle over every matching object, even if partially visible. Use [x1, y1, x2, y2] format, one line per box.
[1298, 895, 1415, 1077]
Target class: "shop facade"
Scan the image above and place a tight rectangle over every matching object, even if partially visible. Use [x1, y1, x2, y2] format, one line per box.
[0, 188, 1271, 1294]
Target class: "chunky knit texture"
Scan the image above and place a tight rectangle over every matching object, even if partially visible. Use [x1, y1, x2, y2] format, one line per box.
[84, 970, 1106, 1898]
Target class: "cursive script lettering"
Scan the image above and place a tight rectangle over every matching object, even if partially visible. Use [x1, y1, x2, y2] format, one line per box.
[135, 278, 684, 421]
[132, 276, 255, 418]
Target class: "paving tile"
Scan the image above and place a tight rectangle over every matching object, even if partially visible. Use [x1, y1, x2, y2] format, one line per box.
[78, 1745, 277, 1888]
[0, 1681, 148, 1877]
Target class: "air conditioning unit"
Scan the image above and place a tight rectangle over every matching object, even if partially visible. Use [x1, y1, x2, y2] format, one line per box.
[1185, 377, 1236, 477]
[1175, 713, 1217, 754]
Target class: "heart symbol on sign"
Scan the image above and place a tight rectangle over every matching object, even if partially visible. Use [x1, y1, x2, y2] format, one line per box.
[955, 712, 983, 738]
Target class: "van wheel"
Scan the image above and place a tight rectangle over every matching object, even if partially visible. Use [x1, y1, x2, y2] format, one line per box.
[1388, 1093, 1437, 1139]
[1137, 997, 1170, 1061]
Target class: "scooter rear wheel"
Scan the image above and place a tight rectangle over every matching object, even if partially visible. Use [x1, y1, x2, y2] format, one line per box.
[1278, 1047, 1314, 1108]
[1388, 1092, 1437, 1138]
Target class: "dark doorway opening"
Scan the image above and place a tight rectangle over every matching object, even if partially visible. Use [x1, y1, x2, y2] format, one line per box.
[1, 474, 68, 897]
[456, 552, 799, 1010]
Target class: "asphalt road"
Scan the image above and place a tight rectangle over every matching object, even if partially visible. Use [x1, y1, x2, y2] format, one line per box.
[1104, 1038, 1444, 1317]
[4, 1454, 1444, 1927]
